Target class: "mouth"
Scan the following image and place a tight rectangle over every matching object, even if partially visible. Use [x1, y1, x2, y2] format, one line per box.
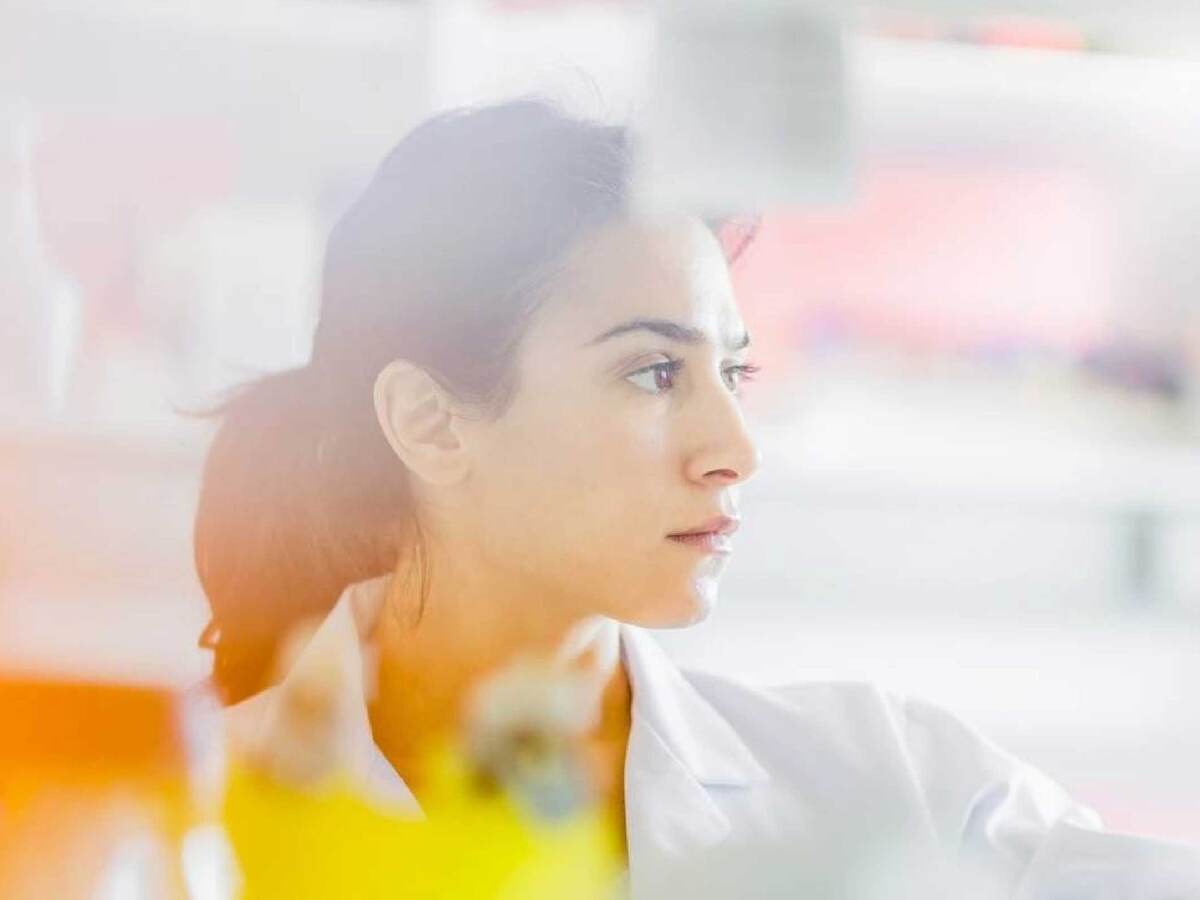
[666, 515, 739, 554]
[666, 531, 734, 554]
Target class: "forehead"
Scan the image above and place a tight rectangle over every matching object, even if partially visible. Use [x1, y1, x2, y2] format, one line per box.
[534, 217, 744, 348]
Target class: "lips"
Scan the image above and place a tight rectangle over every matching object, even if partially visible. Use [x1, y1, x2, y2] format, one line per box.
[668, 516, 740, 538]
[666, 530, 735, 555]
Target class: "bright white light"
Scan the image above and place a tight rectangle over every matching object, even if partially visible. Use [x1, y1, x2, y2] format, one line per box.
[181, 825, 239, 900]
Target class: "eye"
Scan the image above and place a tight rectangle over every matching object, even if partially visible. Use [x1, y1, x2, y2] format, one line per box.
[625, 360, 683, 395]
[625, 360, 762, 396]
[723, 363, 760, 393]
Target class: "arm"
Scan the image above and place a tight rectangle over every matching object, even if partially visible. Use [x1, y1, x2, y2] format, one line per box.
[898, 692, 1200, 898]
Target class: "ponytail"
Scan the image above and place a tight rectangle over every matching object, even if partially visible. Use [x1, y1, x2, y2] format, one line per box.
[194, 364, 412, 705]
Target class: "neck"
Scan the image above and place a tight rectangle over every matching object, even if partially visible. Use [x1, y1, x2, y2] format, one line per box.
[365, 549, 632, 798]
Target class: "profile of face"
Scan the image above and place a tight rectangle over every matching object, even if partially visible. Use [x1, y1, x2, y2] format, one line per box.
[375, 216, 762, 630]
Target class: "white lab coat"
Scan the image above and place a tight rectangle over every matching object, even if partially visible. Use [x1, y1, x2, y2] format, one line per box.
[226, 576, 1200, 899]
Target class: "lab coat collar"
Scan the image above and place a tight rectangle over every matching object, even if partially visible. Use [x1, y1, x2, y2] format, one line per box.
[618, 623, 768, 789]
[618, 623, 769, 896]
[256, 576, 770, 828]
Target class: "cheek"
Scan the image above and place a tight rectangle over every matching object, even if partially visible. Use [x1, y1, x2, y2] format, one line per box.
[473, 399, 722, 624]
[538, 416, 667, 538]
[484, 406, 670, 557]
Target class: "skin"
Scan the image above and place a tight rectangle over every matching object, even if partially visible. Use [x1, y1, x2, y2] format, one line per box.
[368, 215, 762, 862]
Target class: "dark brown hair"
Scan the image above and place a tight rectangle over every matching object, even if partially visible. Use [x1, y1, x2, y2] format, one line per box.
[194, 97, 757, 705]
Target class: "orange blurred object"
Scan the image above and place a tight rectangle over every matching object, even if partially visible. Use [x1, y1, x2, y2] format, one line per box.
[0, 674, 214, 899]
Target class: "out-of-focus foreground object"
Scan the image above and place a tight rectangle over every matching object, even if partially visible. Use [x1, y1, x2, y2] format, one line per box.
[222, 742, 620, 900]
[0, 674, 223, 899]
[220, 613, 622, 899]
[632, 0, 853, 217]
[0, 102, 82, 414]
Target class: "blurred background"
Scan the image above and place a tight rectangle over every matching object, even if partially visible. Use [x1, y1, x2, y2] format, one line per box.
[3, 0, 1198, 849]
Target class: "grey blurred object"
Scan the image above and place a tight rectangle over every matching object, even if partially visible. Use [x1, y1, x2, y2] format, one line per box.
[0, 100, 83, 414]
[632, 0, 854, 217]
[463, 656, 599, 823]
[464, 617, 621, 823]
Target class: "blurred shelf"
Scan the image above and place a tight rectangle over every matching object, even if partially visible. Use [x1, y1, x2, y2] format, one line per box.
[861, 1, 1200, 34]
[5, 0, 428, 45]
[754, 430, 1200, 514]
[748, 366, 1200, 514]
[0, 579, 211, 689]
[3, 0, 433, 195]
[0, 404, 214, 468]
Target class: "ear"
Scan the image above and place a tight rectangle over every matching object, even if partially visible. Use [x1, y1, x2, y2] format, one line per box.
[373, 359, 471, 487]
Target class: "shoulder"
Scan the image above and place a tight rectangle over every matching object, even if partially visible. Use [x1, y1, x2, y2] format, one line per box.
[682, 666, 1064, 789]
[683, 669, 1069, 795]
[683, 667, 1102, 835]
[680, 666, 913, 745]
[678, 668, 935, 787]
[682, 666, 1013, 767]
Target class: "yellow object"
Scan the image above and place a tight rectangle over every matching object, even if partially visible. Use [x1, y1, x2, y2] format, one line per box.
[221, 741, 621, 900]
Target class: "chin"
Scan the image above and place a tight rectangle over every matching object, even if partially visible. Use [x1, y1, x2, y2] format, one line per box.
[678, 591, 718, 626]
[630, 584, 718, 629]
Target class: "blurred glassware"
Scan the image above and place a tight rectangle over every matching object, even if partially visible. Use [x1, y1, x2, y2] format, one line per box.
[0, 101, 83, 414]
[0, 673, 226, 900]
[220, 615, 622, 899]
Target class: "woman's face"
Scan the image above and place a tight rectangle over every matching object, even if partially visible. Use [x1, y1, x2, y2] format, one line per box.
[457, 217, 762, 628]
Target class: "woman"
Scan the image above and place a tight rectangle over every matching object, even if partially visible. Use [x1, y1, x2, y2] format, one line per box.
[197, 98, 1199, 898]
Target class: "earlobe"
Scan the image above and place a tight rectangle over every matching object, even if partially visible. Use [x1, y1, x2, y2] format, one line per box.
[373, 359, 469, 487]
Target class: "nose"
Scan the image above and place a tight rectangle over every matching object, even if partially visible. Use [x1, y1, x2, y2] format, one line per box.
[682, 377, 763, 487]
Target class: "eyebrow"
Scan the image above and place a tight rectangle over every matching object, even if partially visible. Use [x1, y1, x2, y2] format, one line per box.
[584, 318, 751, 353]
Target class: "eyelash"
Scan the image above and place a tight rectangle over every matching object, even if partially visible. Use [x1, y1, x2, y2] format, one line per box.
[626, 357, 761, 396]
